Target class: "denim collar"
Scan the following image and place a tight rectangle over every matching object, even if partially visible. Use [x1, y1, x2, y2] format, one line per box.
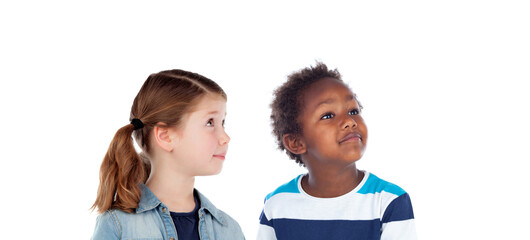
[136, 184, 226, 225]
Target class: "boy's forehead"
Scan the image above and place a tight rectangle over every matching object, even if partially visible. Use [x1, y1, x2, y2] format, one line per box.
[315, 93, 355, 106]
[301, 78, 354, 106]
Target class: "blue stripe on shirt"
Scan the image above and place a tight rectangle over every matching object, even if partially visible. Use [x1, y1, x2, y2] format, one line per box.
[265, 175, 302, 201]
[357, 173, 406, 196]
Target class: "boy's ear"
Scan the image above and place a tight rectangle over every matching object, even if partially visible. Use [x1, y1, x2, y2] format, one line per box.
[153, 123, 176, 152]
[282, 134, 307, 155]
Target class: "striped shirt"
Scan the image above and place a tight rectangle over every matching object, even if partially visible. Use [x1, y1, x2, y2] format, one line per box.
[257, 172, 417, 240]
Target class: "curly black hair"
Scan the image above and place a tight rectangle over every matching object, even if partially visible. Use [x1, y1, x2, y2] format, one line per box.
[270, 62, 356, 166]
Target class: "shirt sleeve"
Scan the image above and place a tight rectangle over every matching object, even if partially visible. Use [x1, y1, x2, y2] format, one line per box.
[91, 211, 120, 240]
[380, 193, 417, 240]
[257, 209, 277, 240]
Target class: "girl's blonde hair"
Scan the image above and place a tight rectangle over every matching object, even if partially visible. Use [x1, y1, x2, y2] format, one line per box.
[92, 69, 226, 213]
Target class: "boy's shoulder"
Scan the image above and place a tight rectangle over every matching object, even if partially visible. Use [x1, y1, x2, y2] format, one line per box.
[358, 172, 407, 197]
[264, 174, 303, 202]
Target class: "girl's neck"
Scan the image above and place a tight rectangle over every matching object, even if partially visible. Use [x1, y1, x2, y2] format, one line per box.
[302, 163, 364, 198]
[145, 167, 196, 213]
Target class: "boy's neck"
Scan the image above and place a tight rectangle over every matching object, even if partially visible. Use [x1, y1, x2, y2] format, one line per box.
[302, 163, 364, 198]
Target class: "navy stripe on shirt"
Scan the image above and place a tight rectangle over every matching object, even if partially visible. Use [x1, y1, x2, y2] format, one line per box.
[259, 210, 273, 227]
[270, 218, 381, 240]
[382, 193, 414, 224]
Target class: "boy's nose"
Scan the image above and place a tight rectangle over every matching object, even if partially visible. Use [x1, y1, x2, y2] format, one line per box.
[342, 116, 358, 129]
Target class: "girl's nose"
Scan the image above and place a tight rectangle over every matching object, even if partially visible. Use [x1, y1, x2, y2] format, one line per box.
[219, 130, 230, 145]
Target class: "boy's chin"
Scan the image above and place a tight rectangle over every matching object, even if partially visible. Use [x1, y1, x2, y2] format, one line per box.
[346, 158, 362, 164]
[343, 150, 364, 161]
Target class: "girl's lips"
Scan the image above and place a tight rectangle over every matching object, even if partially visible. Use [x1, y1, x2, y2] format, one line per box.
[213, 154, 226, 160]
[339, 133, 362, 143]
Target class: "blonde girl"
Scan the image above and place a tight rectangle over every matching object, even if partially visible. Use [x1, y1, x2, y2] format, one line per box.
[91, 69, 245, 240]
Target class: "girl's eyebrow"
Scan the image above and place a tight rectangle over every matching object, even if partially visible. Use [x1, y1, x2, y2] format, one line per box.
[204, 110, 227, 117]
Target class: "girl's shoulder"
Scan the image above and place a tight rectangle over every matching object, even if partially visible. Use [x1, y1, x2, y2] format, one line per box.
[92, 210, 122, 239]
[92, 208, 164, 240]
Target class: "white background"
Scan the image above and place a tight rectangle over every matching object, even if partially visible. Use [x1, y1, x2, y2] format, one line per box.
[1, 1, 529, 239]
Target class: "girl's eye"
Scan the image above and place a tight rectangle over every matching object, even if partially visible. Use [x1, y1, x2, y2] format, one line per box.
[206, 118, 214, 127]
[349, 108, 360, 115]
[321, 113, 334, 120]
[222, 119, 225, 128]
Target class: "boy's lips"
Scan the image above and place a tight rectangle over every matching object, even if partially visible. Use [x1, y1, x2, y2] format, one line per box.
[339, 132, 362, 144]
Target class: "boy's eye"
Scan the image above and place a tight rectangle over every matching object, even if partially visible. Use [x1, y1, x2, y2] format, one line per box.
[206, 118, 214, 126]
[222, 119, 225, 128]
[348, 108, 360, 115]
[321, 113, 334, 120]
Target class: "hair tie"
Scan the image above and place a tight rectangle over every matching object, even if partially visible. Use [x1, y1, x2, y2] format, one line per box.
[131, 118, 144, 130]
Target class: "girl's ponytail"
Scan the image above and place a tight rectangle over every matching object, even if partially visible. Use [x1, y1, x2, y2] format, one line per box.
[92, 123, 149, 213]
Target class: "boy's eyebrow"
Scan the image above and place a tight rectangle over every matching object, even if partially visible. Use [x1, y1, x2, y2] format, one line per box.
[316, 98, 336, 107]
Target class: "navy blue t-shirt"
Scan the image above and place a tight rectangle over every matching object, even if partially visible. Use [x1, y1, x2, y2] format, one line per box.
[170, 193, 200, 240]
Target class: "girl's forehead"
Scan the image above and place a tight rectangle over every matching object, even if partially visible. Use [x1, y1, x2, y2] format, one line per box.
[189, 95, 227, 115]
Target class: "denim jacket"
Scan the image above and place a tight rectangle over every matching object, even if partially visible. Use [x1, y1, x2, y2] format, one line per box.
[92, 185, 245, 240]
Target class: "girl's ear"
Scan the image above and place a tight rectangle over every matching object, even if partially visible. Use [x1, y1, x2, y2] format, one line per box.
[153, 124, 176, 152]
[282, 134, 306, 155]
